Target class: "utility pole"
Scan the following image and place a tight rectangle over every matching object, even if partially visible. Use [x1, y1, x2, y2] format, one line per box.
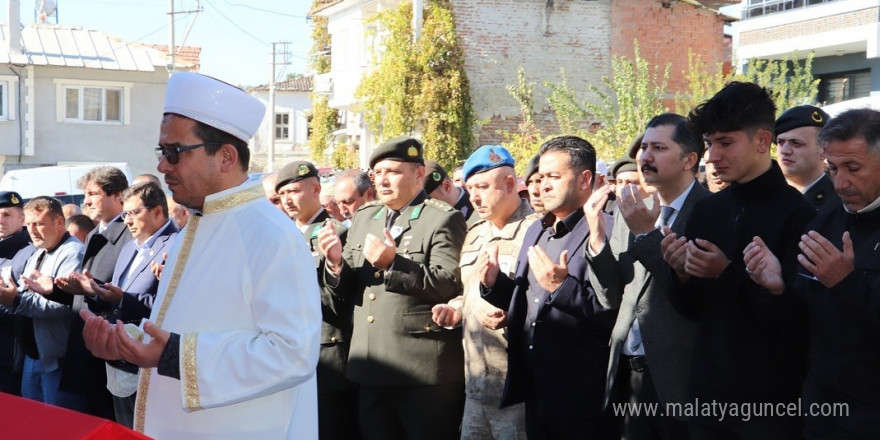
[268, 42, 291, 172]
[412, 0, 423, 41]
[167, 1, 203, 76]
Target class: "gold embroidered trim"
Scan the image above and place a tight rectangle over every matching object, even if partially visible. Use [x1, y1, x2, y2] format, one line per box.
[183, 332, 201, 411]
[203, 184, 265, 214]
[133, 214, 202, 432]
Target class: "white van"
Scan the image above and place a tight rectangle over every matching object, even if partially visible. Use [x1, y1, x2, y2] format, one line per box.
[0, 163, 134, 205]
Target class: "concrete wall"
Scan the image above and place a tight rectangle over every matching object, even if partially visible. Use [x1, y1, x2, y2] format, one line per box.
[1, 65, 168, 180]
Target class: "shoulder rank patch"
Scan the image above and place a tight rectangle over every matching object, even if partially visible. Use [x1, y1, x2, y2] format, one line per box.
[424, 198, 454, 212]
[466, 218, 487, 232]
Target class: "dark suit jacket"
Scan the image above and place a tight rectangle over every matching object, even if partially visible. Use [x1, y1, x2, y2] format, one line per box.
[60, 217, 132, 401]
[587, 182, 708, 412]
[483, 213, 617, 418]
[305, 209, 354, 395]
[103, 221, 178, 325]
[804, 173, 840, 217]
[0, 229, 32, 373]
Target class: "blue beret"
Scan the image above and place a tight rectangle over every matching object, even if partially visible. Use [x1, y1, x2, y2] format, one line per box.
[463, 145, 515, 182]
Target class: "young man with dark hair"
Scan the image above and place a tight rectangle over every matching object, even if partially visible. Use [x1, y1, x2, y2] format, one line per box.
[662, 82, 815, 439]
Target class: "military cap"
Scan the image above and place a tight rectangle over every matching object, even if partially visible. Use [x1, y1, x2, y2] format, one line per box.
[524, 153, 541, 181]
[612, 156, 638, 179]
[775, 105, 830, 140]
[0, 191, 22, 209]
[462, 145, 515, 183]
[423, 160, 449, 195]
[369, 136, 424, 168]
[627, 134, 644, 159]
[275, 160, 319, 191]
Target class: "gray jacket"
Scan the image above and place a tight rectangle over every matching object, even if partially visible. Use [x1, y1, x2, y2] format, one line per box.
[14, 235, 84, 372]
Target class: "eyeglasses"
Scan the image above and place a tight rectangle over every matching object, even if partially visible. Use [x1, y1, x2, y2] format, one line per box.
[155, 142, 220, 164]
[121, 206, 152, 219]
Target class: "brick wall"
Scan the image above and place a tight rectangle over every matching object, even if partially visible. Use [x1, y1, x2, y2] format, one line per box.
[450, 0, 612, 145]
[610, 0, 730, 96]
[740, 7, 878, 45]
[450, 0, 729, 146]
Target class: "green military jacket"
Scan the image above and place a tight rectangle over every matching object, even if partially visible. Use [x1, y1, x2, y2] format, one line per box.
[303, 209, 353, 394]
[329, 191, 467, 387]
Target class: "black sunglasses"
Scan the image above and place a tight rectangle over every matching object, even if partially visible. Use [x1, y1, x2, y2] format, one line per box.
[155, 142, 220, 164]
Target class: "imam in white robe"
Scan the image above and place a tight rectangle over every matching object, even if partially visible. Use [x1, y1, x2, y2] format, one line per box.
[134, 181, 321, 440]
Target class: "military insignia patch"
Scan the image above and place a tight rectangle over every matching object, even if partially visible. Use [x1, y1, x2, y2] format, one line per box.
[811, 111, 824, 123]
[298, 164, 309, 176]
[407, 146, 418, 157]
[488, 149, 502, 164]
[10, 194, 19, 205]
[433, 171, 441, 181]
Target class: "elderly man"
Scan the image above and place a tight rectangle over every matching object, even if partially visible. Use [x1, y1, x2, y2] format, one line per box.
[425, 159, 477, 224]
[0, 197, 85, 410]
[775, 105, 840, 215]
[261, 172, 283, 210]
[333, 169, 375, 224]
[747, 108, 880, 438]
[79, 72, 321, 439]
[276, 160, 355, 440]
[664, 82, 815, 439]
[432, 145, 533, 439]
[318, 136, 466, 440]
[586, 113, 708, 439]
[481, 136, 617, 439]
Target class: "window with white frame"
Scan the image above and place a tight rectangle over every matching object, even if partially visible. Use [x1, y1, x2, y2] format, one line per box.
[53, 79, 132, 124]
[275, 112, 290, 139]
[0, 81, 6, 120]
[0, 75, 16, 121]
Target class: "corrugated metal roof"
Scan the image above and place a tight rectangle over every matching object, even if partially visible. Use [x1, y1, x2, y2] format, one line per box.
[0, 23, 165, 71]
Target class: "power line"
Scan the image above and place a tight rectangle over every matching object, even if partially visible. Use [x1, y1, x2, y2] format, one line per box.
[221, 0, 306, 19]
[202, 0, 267, 46]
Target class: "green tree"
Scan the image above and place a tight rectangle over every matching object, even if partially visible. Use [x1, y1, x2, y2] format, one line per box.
[307, 1, 339, 165]
[500, 68, 545, 175]
[356, 0, 474, 170]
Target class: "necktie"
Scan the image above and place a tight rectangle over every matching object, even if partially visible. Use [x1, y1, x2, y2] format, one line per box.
[660, 206, 675, 228]
[386, 210, 400, 229]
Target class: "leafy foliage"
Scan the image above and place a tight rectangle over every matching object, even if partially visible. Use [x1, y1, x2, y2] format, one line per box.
[307, 1, 339, 165]
[501, 68, 545, 175]
[356, 0, 474, 171]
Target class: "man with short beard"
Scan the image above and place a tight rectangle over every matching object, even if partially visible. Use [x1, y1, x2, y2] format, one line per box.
[481, 136, 617, 439]
[432, 145, 533, 439]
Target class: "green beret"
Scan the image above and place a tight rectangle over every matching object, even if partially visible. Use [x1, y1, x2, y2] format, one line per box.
[0, 191, 22, 209]
[423, 160, 449, 194]
[775, 105, 829, 140]
[276, 160, 319, 191]
[369, 136, 424, 168]
[612, 156, 638, 179]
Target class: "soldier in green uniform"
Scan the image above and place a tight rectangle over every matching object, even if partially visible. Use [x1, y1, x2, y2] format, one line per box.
[425, 159, 479, 226]
[275, 160, 354, 440]
[317, 136, 467, 440]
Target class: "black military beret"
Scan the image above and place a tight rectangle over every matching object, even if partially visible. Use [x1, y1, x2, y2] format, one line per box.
[275, 160, 319, 191]
[612, 156, 638, 179]
[524, 153, 541, 181]
[423, 160, 449, 195]
[369, 136, 424, 169]
[775, 105, 830, 140]
[0, 191, 22, 209]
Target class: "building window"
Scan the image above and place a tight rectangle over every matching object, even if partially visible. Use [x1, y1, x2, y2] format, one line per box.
[0, 76, 17, 121]
[743, 0, 838, 19]
[53, 79, 132, 124]
[818, 70, 871, 105]
[64, 86, 123, 122]
[275, 112, 290, 139]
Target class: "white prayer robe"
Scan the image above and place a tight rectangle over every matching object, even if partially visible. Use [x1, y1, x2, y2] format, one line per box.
[134, 181, 321, 439]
